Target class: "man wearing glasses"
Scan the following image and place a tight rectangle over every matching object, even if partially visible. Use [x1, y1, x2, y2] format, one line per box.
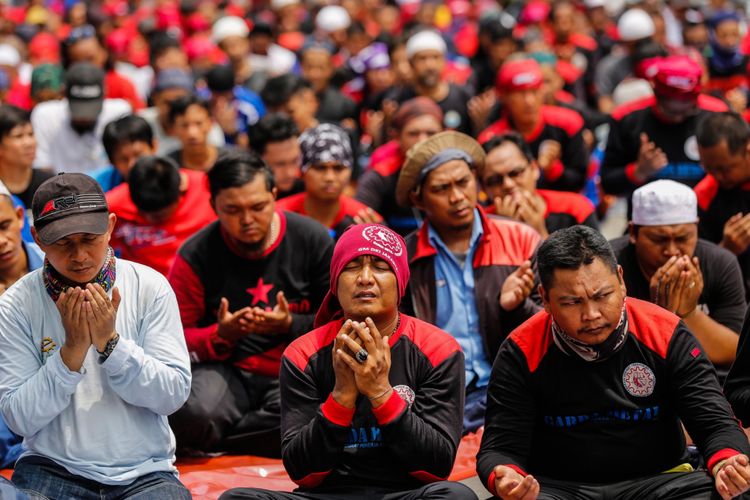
[479, 132, 598, 239]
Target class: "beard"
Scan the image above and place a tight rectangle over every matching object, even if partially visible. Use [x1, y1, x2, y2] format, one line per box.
[416, 70, 440, 88]
[70, 120, 96, 135]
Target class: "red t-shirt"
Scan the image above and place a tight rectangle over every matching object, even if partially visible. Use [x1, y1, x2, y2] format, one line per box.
[276, 193, 378, 238]
[105, 70, 144, 110]
[107, 169, 216, 275]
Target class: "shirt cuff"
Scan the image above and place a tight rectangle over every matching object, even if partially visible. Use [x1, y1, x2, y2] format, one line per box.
[487, 465, 527, 497]
[625, 163, 644, 185]
[321, 394, 355, 427]
[206, 330, 233, 361]
[100, 336, 133, 375]
[371, 390, 407, 425]
[544, 160, 564, 182]
[708, 448, 741, 476]
[50, 350, 85, 392]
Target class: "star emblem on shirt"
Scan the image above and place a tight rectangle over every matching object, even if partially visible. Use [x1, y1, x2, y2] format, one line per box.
[247, 277, 274, 305]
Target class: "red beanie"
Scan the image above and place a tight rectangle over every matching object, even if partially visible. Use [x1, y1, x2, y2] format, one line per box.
[314, 224, 409, 328]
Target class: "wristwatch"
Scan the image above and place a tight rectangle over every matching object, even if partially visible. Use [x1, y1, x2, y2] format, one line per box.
[97, 333, 120, 361]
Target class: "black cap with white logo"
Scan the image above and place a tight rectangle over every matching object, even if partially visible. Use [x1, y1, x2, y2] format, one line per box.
[32, 173, 109, 245]
[65, 62, 105, 122]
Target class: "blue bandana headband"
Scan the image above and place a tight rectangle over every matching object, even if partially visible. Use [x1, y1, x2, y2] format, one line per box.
[416, 148, 474, 185]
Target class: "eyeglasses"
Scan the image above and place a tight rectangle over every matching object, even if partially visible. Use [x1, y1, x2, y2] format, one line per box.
[482, 164, 529, 187]
[64, 25, 97, 46]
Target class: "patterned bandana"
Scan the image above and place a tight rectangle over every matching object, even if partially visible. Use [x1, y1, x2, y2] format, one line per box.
[43, 247, 116, 302]
[298, 123, 353, 172]
[552, 302, 629, 362]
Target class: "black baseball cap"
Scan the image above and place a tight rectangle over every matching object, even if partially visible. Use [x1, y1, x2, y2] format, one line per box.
[32, 173, 109, 245]
[65, 62, 105, 122]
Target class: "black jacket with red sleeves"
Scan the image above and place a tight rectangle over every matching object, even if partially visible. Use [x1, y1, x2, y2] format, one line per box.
[279, 314, 465, 492]
[477, 298, 749, 495]
[401, 208, 542, 362]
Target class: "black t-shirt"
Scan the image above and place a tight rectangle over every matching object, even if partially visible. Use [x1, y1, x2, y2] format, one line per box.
[12, 169, 54, 208]
[610, 236, 746, 336]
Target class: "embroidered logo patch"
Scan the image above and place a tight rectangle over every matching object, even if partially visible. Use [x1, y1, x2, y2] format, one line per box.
[622, 363, 656, 397]
[393, 385, 415, 408]
[362, 226, 403, 257]
[41, 337, 57, 362]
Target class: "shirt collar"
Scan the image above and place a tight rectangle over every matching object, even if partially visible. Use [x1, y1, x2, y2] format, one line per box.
[427, 208, 484, 255]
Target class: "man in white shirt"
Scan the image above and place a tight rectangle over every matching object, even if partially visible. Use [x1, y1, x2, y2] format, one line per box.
[31, 63, 131, 173]
[0, 173, 192, 499]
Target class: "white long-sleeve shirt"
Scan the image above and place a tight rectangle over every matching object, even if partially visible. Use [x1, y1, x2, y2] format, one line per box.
[0, 259, 191, 485]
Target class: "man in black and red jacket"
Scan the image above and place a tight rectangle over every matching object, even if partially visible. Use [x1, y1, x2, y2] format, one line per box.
[478, 58, 589, 193]
[167, 151, 334, 456]
[479, 132, 599, 239]
[395, 131, 541, 435]
[478, 226, 750, 500]
[695, 111, 750, 300]
[601, 55, 728, 199]
[220, 224, 475, 500]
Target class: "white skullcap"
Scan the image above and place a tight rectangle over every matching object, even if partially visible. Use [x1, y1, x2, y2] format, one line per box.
[0, 44, 20, 67]
[316, 6, 351, 33]
[632, 180, 698, 226]
[612, 78, 654, 106]
[406, 30, 447, 59]
[271, 0, 299, 8]
[618, 9, 655, 42]
[583, 0, 605, 8]
[212, 16, 249, 44]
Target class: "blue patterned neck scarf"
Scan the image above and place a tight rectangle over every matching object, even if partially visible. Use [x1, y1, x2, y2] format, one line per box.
[43, 247, 116, 302]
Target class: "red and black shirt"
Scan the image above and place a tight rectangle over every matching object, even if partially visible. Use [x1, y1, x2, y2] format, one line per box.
[601, 95, 728, 196]
[279, 314, 465, 493]
[168, 212, 334, 377]
[276, 193, 378, 240]
[478, 105, 589, 193]
[477, 298, 749, 494]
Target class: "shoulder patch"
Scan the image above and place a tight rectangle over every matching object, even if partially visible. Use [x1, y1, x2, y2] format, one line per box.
[625, 297, 680, 359]
[284, 321, 339, 372]
[538, 189, 595, 223]
[475, 214, 541, 267]
[541, 105, 584, 136]
[697, 94, 729, 112]
[611, 96, 656, 121]
[509, 311, 553, 372]
[694, 175, 719, 212]
[401, 315, 462, 368]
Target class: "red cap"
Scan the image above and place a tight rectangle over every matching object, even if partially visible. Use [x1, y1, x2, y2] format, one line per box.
[496, 59, 543, 92]
[652, 56, 702, 97]
[29, 32, 60, 64]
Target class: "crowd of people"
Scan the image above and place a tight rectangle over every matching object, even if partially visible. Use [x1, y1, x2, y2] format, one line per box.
[0, 0, 750, 499]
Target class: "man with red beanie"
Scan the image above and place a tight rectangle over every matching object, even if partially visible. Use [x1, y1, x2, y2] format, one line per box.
[601, 55, 728, 198]
[478, 58, 589, 193]
[220, 224, 475, 500]
[356, 96, 444, 235]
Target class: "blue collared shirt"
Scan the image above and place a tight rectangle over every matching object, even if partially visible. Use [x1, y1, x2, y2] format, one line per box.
[428, 209, 492, 388]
